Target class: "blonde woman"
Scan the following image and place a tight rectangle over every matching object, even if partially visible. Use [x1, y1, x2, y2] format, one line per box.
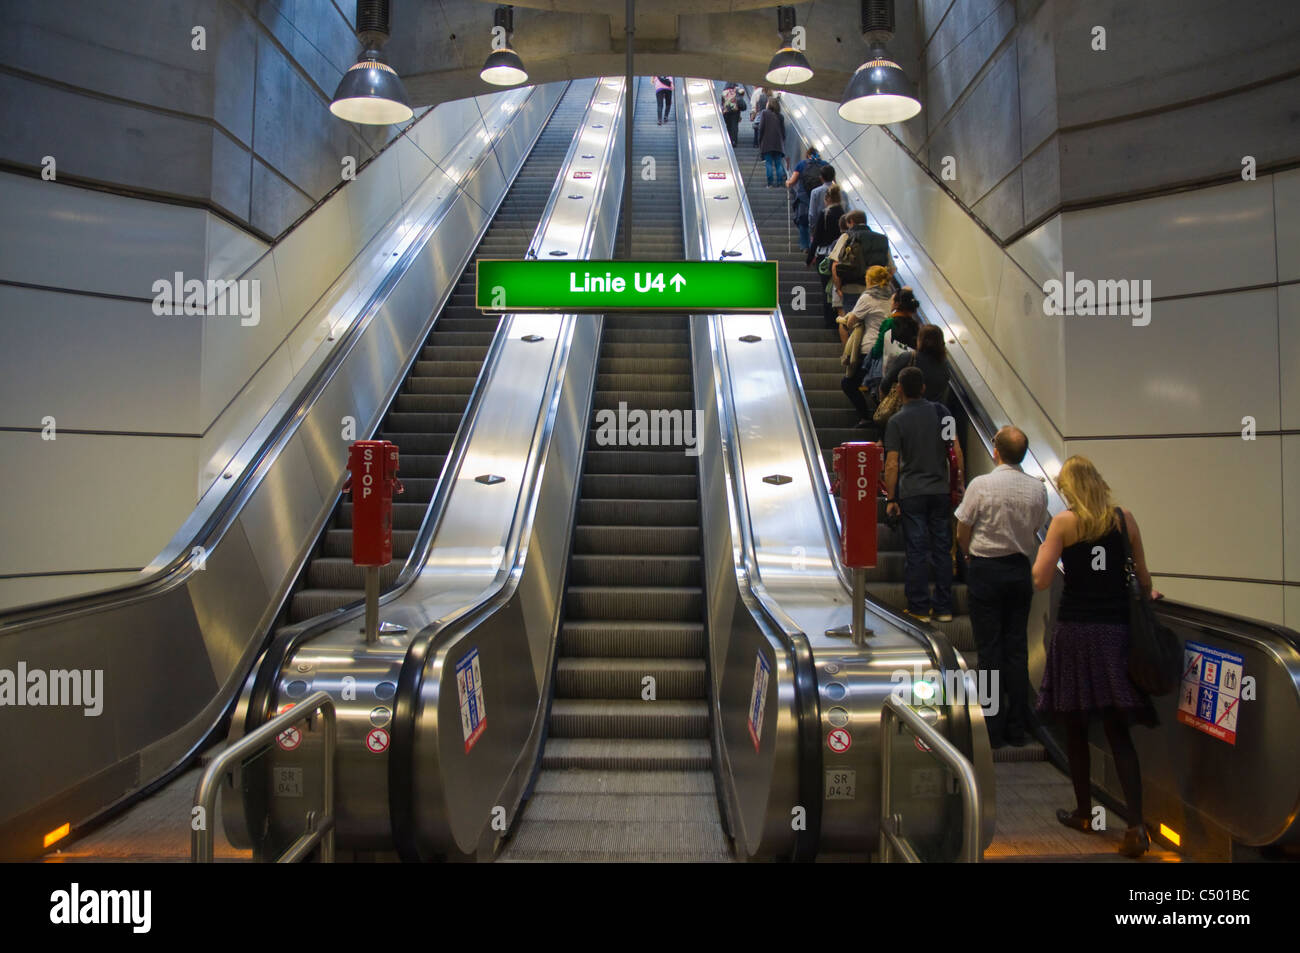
[1032, 456, 1160, 858]
[839, 265, 894, 424]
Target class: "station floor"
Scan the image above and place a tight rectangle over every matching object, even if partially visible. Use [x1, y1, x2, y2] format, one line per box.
[43, 758, 1179, 863]
[986, 762, 1180, 862]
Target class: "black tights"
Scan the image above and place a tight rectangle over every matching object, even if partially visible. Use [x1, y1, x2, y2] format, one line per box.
[1064, 711, 1143, 828]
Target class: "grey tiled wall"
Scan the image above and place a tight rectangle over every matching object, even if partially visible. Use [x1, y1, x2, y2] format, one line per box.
[0, 0, 404, 240]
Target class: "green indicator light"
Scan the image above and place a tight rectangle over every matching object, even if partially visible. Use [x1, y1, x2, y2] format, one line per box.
[475, 259, 779, 313]
[912, 681, 935, 701]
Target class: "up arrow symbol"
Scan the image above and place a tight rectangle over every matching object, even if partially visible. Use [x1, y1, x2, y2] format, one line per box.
[669, 273, 686, 292]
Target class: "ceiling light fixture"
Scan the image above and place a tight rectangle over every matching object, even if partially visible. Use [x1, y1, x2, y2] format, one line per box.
[330, 0, 413, 125]
[481, 6, 528, 86]
[765, 6, 813, 86]
[838, 0, 921, 124]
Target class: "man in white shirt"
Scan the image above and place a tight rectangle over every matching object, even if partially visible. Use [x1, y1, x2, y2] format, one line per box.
[954, 425, 1048, 748]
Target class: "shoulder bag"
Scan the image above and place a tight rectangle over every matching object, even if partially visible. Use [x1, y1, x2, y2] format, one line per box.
[1115, 507, 1181, 696]
[872, 351, 915, 424]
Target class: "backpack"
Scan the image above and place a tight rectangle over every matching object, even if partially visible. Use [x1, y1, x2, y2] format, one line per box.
[836, 228, 869, 286]
[852, 228, 894, 273]
[798, 156, 826, 196]
[722, 88, 740, 113]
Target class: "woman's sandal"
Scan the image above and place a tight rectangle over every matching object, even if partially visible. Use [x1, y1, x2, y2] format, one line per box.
[1119, 824, 1150, 858]
[1055, 808, 1093, 833]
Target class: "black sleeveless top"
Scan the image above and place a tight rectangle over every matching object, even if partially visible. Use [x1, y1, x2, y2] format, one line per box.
[1057, 522, 1129, 625]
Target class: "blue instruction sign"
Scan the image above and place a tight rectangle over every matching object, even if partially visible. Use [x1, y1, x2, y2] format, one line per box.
[456, 647, 488, 753]
[748, 652, 770, 752]
[1176, 640, 1243, 745]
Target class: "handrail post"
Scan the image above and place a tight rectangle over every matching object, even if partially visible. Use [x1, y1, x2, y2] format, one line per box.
[192, 691, 336, 863]
[880, 704, 894, 863]
[878, 695, 982, 862]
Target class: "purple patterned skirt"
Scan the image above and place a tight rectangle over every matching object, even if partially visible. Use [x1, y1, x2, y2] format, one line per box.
[1036, 621, 1158, 726]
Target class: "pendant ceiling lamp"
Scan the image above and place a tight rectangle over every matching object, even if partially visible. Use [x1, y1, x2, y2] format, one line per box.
[765, 6, 813, 86]
[330, 0, 413, 125]
[838, 0, 921, 124]
[481, 6, 529, 86]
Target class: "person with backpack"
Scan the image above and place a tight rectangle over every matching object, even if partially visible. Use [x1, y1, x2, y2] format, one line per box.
[785, 146, 826, 253]
[720, 83, 746, 146]
[1032, 455, 1160, 858]
[757, 98, 787, 187]
[832, 210, 889, 313]
[654, 76, 674, 125]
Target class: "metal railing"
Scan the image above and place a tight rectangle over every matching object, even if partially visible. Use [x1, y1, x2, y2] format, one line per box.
[193, 691, 336, 863]
[879, 695, 982, 863]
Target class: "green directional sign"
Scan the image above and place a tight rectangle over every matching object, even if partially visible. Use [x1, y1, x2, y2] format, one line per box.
[475, 259, 779, 313]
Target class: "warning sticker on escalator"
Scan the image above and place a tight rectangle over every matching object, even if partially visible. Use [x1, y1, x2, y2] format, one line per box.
[748, 652, 770, 752]
[456, 648, 487, 753]
[1176, 641, 1243, 745]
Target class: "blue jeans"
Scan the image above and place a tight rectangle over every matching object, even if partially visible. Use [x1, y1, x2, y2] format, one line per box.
[791, 198, 810, 250]
[900, 493, 954, 615]
[763, 151, 787, 186]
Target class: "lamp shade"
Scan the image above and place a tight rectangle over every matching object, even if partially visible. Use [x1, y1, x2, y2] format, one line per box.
[480, 48, 528, 86]
[837, 56, 921, 124]
[765, 46, 813, 86]
[330, 56, 413, 124]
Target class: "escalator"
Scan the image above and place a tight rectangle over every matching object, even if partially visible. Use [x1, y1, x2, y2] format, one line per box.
[500, 78, 731, 862]
[284, 87, 592, 622]
[728, 125, 1036, 763]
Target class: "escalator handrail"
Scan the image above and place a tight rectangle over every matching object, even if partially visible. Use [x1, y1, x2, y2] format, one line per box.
[0, 84, 555, 631]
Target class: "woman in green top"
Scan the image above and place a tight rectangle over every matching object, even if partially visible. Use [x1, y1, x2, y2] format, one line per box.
[868, 287, 921, 364]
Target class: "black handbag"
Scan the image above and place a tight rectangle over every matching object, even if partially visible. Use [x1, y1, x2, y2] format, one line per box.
[1115, 507, 1180, 696]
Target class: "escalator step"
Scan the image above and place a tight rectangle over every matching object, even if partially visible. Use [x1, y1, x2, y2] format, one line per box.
[580, 474, 698, 499]
[549, 699, 708, 739]
[576, 499, 699, 525]
[540, 738, 712, 772]
[572, 525, 700, 555]
[564, 586, 704, 622]
[568, 554, 701, 587]
[554, 657, 707, 699]
[558, 620, 706, 658]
